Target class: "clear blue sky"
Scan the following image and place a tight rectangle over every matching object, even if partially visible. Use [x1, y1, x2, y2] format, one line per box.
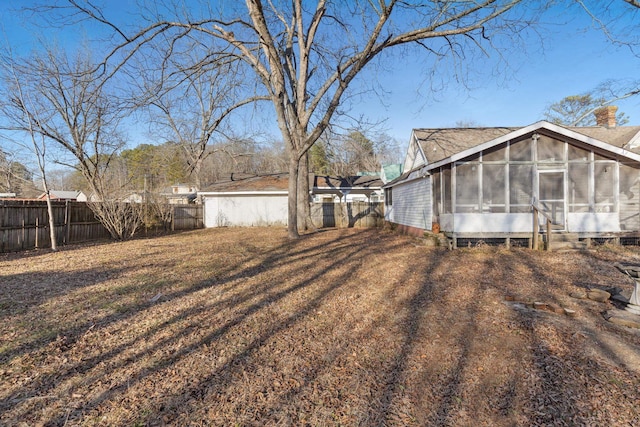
[355, 3, 640, 141]
[1, 1, 640, 147]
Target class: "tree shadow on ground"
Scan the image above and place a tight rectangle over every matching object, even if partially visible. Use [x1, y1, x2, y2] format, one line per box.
[0, 228, 316, 365]
[366, 247, 640, 426]
[493, 249, 640, 424]
[3, 232, 640, 425]
[2, 228, 410, 425]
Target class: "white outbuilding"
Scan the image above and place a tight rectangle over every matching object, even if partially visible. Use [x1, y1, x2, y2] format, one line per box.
[199, 173, 289, 227]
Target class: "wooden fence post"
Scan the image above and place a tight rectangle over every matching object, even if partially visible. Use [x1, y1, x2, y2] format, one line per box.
[546, 219, 552, 251]
[65, 200, 71, 245]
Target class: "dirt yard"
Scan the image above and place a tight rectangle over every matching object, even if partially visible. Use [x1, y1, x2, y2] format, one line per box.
[1, 227, 640, 426]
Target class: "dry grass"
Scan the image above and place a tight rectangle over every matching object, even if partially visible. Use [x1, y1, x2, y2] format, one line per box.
[1, 227, 640, 426]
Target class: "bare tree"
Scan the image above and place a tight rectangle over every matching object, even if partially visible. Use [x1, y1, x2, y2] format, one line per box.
[335, 131, 378, 176]
[0, 46, 146, 240]
[140, 44, 268, 189]
[0, 46, 125, 198]
[145, 192, 173, 232]
[543, 81, 638, 126]
[0, 52, 58, 250]
[198, 137, 289, 184]
[44, 0, 539, 238]
[576, 1, 640, 51]
[570, 1, 640, 119]
[312, 130, 393, 176]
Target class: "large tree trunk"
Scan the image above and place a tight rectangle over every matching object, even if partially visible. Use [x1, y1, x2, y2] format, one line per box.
[287, 155, 300, 238]
[192, 159, 202, 189]
[297, 152, 316, 232]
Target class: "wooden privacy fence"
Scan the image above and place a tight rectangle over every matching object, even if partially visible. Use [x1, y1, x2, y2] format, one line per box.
[0, 201, 204, 253]
[171, 205, 203, 230]
[0, 200, 109, 253]
[311, 201, 384, 229]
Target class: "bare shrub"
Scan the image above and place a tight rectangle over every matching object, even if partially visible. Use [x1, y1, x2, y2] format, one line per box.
[88, 201, 144, 240]
[146, 195, 173, 232]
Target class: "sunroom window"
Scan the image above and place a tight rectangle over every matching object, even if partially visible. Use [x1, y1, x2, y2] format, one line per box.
[568, 163, 589, 212]
[455, 162, 479, 212]
[537, 135, 565, 162]
[594, 162, 615, 212]
[483, 164, 505, 212]
[509, 164, 533, 213]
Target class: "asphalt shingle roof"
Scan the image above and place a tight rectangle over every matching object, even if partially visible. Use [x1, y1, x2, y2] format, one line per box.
[413, 127, 517, 164]
[567, 126, 640, 150]
[413, 125, 640, 164]
[201, 173, 289, 192]
[201, 174, 382, 193]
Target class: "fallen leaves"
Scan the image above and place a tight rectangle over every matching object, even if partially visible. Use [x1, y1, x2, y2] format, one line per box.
[1, 228, 640, 425]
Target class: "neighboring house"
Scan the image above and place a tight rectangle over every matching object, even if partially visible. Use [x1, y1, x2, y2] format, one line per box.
[163, 184, 198, 204]
[81, 186, 197, 204]
[199, 172, 384, 228]
[380, 164, 403, 184]
[119, 185, 198, 204]
[121, 192, 145, 203]
[0, 193, 16, 198]
[37, 190, 87, 202]
[384, 106, 640, 246]
[312, 175, 383, 203]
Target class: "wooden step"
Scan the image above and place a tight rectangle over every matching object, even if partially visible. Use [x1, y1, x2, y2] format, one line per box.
[543, 232, 580, 242]
[542, 233, 586, 250]
[548, 240, 588, 250]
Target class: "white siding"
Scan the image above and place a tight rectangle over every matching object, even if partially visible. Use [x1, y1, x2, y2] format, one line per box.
[451, 213, 531, 233]
[203, 194, 288, 227]
[567, 213, 620, 233]
[403, 135, 427, 173]
[391, 177, 432, 231]
[443, 212, 621, 234]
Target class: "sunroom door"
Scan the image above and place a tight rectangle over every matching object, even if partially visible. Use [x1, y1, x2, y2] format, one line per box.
[538, 170, 566, 230]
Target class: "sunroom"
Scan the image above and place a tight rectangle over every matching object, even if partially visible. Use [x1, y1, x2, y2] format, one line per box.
[427, 122, 640, 242]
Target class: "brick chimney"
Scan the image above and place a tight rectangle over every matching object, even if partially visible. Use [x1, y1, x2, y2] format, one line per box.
[594, 106, 618, 128]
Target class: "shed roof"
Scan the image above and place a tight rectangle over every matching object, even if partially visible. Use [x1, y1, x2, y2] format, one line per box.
[200, 173, 383, 194]
[200, 173, 290, 192]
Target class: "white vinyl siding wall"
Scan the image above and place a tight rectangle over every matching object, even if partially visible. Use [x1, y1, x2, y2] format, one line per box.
[202, 193, 288, 227]
[392, 177, 432, 231]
